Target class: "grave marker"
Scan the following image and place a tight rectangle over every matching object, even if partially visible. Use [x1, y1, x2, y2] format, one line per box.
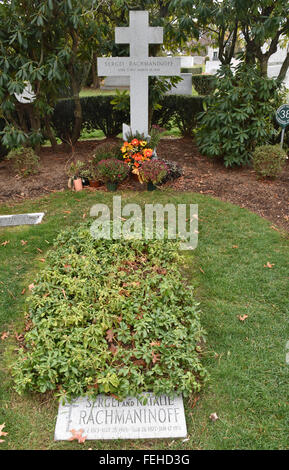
[54, 393, 187, 440]
[98, 11, 181, 138]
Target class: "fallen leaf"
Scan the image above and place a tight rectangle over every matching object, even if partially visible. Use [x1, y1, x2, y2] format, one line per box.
[69, 429, 87, 444]
[21, 240, 27, 246]
[21, 288, 26, 295]
[151, 351, 160, 364]
[63, 210, 71, 214]
[264, 262, 275, 268]
[199, 267, 205, 274]
[232, 245, 239, 249]
[106, 329, 115, 343]
[109, 344, 118, 356]
[82, 213, 87, 219]
[150, 341, 161, 347]
[38, 258, 46, 263]
[0, 423, 8, 443]
[209, 413, 219, 422]
[1, 332, 9, 341]
[238, 314, 248, 322]
[28, 283, 35, 291]
[1, 241, 9, 247]
[36, 248, 43, 253]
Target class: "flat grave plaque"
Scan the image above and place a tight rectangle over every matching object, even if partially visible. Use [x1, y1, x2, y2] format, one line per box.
[54, 393, 187, 441]
[0, 213, 44, 227]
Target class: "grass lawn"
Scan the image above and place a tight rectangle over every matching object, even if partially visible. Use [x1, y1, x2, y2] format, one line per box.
[0, 190, 288, 450]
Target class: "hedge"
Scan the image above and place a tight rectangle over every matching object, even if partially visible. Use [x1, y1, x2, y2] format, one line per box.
[192, 74, 216, 95]
[152, 95, 205, 137]
[52, 95, 205, 140]
[52, 96, 129, 141]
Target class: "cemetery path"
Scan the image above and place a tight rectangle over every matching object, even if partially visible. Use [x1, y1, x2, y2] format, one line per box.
[0, 137, 288, 232]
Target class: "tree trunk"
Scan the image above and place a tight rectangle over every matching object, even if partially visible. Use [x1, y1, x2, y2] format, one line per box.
[278, 50, 289, 83]
[92, 52, 101, 88]
[259, 57, 269, 77]
[44, 116, 58, 151]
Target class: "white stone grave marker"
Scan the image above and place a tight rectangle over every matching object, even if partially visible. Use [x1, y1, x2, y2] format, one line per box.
[54, 393, 187, 440]
[98, 11, 181, 138]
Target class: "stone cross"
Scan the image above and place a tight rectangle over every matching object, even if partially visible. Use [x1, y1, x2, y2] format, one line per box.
[98, 10, 181, 138]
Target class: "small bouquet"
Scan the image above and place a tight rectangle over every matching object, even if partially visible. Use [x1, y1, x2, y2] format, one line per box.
[121, 138, 154, 177]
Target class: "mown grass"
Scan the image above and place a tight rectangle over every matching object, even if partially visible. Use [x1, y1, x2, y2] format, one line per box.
[0, 189, 288, 450]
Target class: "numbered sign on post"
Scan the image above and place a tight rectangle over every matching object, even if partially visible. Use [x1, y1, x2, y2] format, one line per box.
[276, 104, 289, 128]
[276, 104, 289, 148]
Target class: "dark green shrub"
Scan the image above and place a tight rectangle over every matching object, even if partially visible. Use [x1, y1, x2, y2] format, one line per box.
[6, 146, 40, 176]
[153, 95, 205, 137]
[81, 96, 129, 137]
[52, 96, 129, 141]
[192, 74, 216, 95]
[12, 225, 207, 400]
[196, 64, 284, 167]
[253, 144, 287, 178]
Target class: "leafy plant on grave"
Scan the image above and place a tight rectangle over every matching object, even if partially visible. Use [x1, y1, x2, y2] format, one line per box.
[6, 146, 40, 177]
[252, 144, 288, 179]
[12, 224, 208, 401]
[196, 63, 285, 167]
[95, 158, 129, 183]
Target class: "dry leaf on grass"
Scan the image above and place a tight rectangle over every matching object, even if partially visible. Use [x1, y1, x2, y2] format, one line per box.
[264, 262, 275, 268]
[238, 314, 248, 322]
[1, 241, 9, 247]
[0, 423, 8, 443]
[69, 429, 87, 444]
[1, 332, 9, 341]
[209, 413, 219, 422]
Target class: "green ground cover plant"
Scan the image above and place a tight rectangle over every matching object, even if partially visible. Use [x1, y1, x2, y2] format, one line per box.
[12, 226, 207, 401]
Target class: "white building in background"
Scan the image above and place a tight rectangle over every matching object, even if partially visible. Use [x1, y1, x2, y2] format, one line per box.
[205, 44, 289, 88]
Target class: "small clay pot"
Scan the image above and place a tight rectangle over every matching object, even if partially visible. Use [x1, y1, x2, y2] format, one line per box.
[73, 178, 83, 192]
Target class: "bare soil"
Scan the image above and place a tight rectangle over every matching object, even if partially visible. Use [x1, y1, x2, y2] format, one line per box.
[0, 137, 288, 232]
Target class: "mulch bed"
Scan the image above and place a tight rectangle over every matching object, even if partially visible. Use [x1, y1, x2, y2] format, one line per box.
[0, 137, 288, 232]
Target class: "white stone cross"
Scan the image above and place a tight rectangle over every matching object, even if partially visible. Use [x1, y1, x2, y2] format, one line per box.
[98, 10, 181, 139]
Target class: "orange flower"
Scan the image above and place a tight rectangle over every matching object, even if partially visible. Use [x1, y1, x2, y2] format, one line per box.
[131, 139, 139, 146]
[143, 148, 153, 158]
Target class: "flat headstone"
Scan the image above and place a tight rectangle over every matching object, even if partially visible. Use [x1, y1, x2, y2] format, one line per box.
[0, 213, 44, 227]
[54, 393, 187, 441]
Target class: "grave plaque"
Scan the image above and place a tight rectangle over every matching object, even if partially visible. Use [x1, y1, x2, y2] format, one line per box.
[0, 213, 44, 227]
[54, 393, 187, 440]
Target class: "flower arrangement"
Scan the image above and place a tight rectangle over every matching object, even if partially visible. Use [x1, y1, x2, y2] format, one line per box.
[121, 138, 154, 176]
[139, 159, 168, 187]
[96, 158, 129, 190]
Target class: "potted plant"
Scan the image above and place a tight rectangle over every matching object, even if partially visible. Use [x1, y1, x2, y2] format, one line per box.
[96, 158, 129, 191]
[67, 161, 85, 191]
[138, 159, 168, 191]
[88, 143, 123, 187]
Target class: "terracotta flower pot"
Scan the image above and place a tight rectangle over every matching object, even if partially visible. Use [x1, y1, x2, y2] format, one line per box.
[73, 178, 83, 192]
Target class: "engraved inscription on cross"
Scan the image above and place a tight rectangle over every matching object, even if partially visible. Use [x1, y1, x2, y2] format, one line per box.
[98, 10, 181, 138]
